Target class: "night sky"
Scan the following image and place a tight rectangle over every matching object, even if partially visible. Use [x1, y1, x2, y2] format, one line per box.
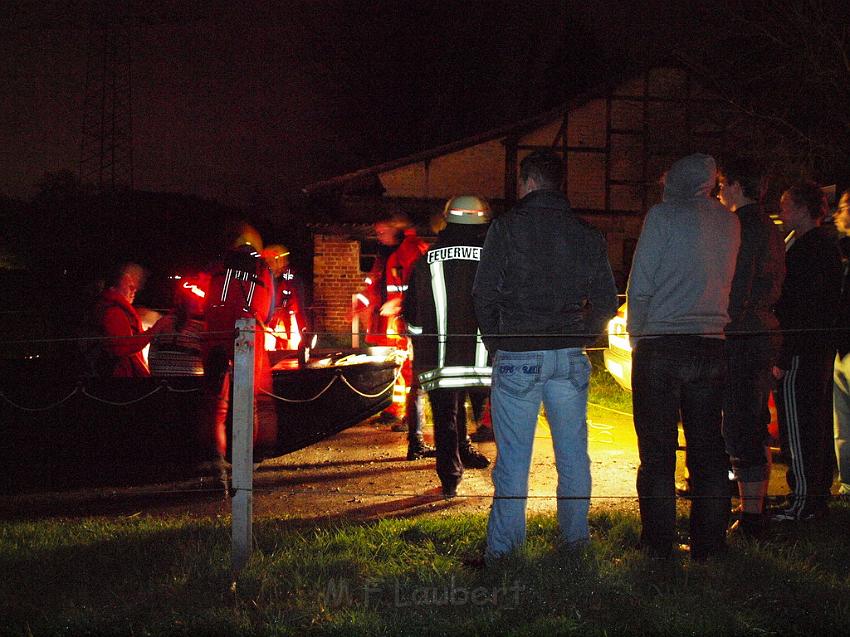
[1, 0, 707, 207]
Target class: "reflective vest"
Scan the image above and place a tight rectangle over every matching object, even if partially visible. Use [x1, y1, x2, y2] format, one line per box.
[403, 223, 491, 392]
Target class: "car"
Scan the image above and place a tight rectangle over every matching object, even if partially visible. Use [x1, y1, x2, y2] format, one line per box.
[603, 302, 632, 391]
[603, 301, 781, 444]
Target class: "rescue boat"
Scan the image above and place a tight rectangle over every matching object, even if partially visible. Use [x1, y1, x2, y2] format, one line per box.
[0, 349, 396, 492]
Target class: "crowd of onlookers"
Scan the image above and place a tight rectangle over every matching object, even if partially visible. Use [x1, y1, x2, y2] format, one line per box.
[87, 149, 850, 564]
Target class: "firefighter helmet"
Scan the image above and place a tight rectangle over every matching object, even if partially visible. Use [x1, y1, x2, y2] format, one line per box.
[263, 244, 290, 277]
[443, 195, 491, 225]
[232, 222, 264, 252]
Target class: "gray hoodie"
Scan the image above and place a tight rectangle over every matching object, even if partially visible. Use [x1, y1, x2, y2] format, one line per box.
[626, 153, 740, 344]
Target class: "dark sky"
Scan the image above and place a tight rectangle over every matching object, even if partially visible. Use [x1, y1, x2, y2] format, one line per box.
[1, 1, 706, 207]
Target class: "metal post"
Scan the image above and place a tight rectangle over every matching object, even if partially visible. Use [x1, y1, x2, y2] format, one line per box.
[232, 318, 255, 573]
[351, 294, 360, 349]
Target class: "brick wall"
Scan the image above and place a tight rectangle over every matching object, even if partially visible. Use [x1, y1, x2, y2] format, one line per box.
[312, 234, 362, 345]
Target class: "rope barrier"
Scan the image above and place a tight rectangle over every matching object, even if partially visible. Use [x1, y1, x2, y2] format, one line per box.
[260, 376, 338, 403]
[2, 324, 850, 347]
[4, 480, 842, 504]
[81, 383, 165, 406]
[338, 364, 404, 398]
[0, 386, 80, 412]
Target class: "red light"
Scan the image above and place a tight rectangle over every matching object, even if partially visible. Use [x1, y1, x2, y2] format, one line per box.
[182, 281, 206, 298]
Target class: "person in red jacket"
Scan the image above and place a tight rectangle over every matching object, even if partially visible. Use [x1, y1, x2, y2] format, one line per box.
[202, 223, 277, 466]
[93, 262, 173, 377]
[355, 211, 435, 459]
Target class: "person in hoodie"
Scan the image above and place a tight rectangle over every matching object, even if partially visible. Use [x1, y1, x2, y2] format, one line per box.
[627, 153, 740, 561]
[473, 149, 618, 561]
[770, 181, 843, 521]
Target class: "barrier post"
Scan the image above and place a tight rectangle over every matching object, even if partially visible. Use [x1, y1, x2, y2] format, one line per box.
[232, 318, 255, 573]
[351, 294, 360, 349]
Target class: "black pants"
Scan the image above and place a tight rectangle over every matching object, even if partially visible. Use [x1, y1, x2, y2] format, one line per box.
[723, 335, 775, 483]
[632, 336, 729, 559]
[429, 389, 469, 489]
[776, 351, 836, 515]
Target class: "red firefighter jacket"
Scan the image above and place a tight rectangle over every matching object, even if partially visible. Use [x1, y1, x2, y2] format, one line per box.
[358, 228, 428, 347]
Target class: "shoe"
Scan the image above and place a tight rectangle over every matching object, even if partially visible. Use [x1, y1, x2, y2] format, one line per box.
[441, 480, 459, 499]
[690, 542, 728, 563]
[728, 512, 768, 540]
[390, 420, 407, 432]
[460, 443, 490, 469]
[377, 410, 401, 425]
[469, 426, 494, 442]
[407, 441, 437, 461]
[770, 506, 828, 522]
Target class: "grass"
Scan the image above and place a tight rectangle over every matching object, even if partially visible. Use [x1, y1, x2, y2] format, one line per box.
[588, 349, 633, 415]
[3, 504, 850, 636]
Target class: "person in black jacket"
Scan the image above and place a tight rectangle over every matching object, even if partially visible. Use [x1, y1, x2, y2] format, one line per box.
[717, 159, 785, 538]
[404, 195, 493, 498]
[473, 149, 618, 561]
[771, 181, 844, 521]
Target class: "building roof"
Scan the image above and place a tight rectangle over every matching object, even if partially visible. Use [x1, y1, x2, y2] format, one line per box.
[300, 68, 646, 196]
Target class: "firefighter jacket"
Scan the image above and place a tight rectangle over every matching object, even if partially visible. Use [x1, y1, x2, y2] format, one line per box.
[268, 266, 308, 349]
[403, 222, 491, 392]
[358, 228, 428, 347]
[203, 246, 276, 385]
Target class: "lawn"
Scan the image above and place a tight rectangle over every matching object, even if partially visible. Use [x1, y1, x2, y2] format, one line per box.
[3, 504, 850, 636]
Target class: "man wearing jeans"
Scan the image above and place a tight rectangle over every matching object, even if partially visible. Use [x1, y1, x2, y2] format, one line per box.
[627, 154, 740, 561]
[473, 149, 618, 560]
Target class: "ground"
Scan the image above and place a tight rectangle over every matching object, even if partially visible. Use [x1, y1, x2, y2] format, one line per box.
[2, 401, 804, 525]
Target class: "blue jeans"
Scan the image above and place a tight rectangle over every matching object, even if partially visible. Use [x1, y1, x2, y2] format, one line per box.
[486, 348, 592, 559]
[632, 336, 729, 560]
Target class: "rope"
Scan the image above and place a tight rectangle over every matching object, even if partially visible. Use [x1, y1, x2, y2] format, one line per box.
[81, 383, 164, 406]
[338, 364, 403, 398]
[3, 324, 850, 347]
[587, 402, 633, 417]
[165, 384, 203, 393]
[259, 361, 401, 403]
[259, 376, 338, 403]
[2, 483, 809, 502]
[0, 386, 80, 412]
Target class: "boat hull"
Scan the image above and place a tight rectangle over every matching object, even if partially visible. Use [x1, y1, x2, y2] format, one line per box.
[0, 358, 395, 491]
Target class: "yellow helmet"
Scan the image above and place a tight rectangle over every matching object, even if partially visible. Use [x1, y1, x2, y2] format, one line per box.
[443, 195, 491, 225]
[232, 222, 263, 251]
[262, 244, 290, 277]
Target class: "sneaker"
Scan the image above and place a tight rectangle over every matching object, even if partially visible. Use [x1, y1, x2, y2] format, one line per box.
[407, 441, 437, 461]
[469, 426, 494, 442]
[460, 444, 490, 469]
[769, 505, 828, 522]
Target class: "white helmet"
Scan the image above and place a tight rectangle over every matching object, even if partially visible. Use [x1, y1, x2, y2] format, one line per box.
[443, 195, 491, 225]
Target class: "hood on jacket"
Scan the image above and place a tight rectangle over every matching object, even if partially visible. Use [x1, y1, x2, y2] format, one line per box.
[662, 153, 717, 202]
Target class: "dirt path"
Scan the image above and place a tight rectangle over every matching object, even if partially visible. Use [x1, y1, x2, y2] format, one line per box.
[1, 404, 642, 523]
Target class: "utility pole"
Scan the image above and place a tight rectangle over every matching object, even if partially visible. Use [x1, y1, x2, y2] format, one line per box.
[79, 2, 133, 192]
